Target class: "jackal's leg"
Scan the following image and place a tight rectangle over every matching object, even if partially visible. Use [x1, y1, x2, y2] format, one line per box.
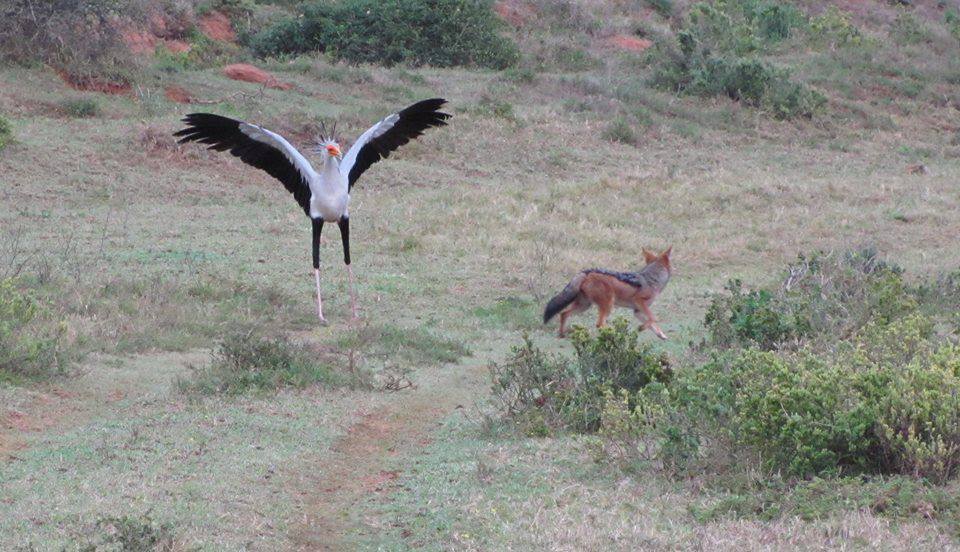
[638, 301, 667, 340]
[595, 296, 614, 329]
[558, 298, 590, 337]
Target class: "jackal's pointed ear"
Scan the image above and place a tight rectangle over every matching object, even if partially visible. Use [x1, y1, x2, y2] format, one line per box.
[661, 246, 672, 260]
[642, 248, 658, 264]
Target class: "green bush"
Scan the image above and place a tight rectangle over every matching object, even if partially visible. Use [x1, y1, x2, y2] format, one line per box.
[489, 319, 671, 434]
[809, 6, 862, 48]
[604, 251, 960, 481]
[60, 98, 100, 118]
[646, 0, 673, 18]
[947, 9, 960, 43]
[77, 514, 175, 551]
[602, 118, 638, 145]
[0, 278, 69, 381]
[704, 279, 809, 350]
[179, 329, 337, 394]
[249, 0, 518, 69]
[891, 11, 931, 45]
[0, 114, 11, 151]
[724, 314, 960, 481]
[703, 249, 916, 351]
[1, 0, 135, 81]
[751, 3, 804, 42]
[653, 1, 824, 119]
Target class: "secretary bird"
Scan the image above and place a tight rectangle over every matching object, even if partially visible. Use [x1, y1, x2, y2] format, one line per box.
[174, 98, 450, 322]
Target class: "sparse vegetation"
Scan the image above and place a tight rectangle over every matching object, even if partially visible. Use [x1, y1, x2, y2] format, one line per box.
[652, 1, 825, 119]
[602, 117, 638, 145]
[0, 113, 11, 151]
[179, 328, 337, 394]
[3, 0, 960, 548]
[0, 278, 70, 382]
[75, 514, 176, 552]
[59, 98, 100, 118]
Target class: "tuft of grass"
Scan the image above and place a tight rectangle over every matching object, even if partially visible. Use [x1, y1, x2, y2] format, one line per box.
[0, 113, 11, 151]
[74, 514, 176, 551]
[336, 323, 471, 366]
[473, 297, 539, 330]
[692, 476, 960, 528]
[602, 118, 637, 145]
[178, 328, 338, 395]
[646, 0, 673, 18]
[59, 98, 100, 118]
[500, 66, 538, 84]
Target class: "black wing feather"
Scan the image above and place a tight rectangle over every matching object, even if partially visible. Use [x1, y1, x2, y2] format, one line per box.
[348, 98, 451, 189]
[174, 113, 312, 216]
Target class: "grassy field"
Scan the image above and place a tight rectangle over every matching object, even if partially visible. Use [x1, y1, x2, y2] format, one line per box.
[3, 0, 960, 549]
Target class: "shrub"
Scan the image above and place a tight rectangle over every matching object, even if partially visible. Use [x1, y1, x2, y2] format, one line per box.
[602, 118, 638, 145]
[751, 3, 804, 42]
[0, 0, 135, 81]
[179, 329, 337, 394]
[809, 6, 863, 48]
[646, 0, 673, 18]
[0, 278, 70, 381]
[606, 251, 960, 481]
[703, 249, 916, 351]
[77, 514, 175, 551]
[60, 98, 100, 118]
[728, 348, 876, 477]
[249, 0, 518, 69]
[704, 279, 810, 350]
[489, 319, 671, 434]
[947, 9, 960, 43]
[723, 314, 960, 481]
[0, 114, 11, 151]
[652, 2, 823, 119]
[891, 11, 931, 45]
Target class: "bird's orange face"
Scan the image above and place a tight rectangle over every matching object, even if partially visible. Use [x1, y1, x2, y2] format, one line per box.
[326, 144, 341, 158]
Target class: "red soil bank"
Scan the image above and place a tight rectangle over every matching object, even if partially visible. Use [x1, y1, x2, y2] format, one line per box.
[223, 63, 292, 90]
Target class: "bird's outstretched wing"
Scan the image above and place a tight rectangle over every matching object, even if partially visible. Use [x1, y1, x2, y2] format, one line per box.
[174, 113, 314, 216]
[340, 98, 451, 190]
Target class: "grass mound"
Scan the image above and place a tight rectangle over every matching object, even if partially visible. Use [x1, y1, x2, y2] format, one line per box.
[179, 328, 338, 395]
[0, 113, 11, 151]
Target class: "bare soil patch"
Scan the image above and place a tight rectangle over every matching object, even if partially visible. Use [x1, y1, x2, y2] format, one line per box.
[223, 64, 292, 90]
[288, 363, 478, 550]
[198, 11, 236, 43]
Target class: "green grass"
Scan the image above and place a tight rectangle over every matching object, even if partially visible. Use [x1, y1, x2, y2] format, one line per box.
[2, 0, 960, 548]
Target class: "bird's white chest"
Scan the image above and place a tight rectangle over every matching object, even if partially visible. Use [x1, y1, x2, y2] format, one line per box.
[309, 165, 349, 222]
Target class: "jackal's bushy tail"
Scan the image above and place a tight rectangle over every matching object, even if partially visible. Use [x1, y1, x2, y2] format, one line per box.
[543, 272, 586, 323]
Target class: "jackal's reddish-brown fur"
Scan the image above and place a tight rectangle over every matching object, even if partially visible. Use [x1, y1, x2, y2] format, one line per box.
[543, 247, 672, 339]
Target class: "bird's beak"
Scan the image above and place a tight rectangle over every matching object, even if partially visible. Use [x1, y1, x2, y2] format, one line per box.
[327, 145, 341, 158]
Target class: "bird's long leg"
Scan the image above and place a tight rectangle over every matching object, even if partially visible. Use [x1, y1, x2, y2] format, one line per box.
[338, 216, 358, 320]
[312, 218, 326, 323]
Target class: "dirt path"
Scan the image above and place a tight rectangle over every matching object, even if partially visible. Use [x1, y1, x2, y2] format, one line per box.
[288, 361, 483, 550]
